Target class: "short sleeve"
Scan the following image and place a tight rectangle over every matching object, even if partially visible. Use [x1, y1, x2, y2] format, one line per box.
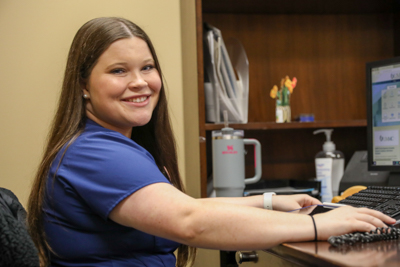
[55, 131, 169, 220]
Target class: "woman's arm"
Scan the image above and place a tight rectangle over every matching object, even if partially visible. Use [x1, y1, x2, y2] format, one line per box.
[199, 195, 265, 208]
[109, 183, 395, 251]
[202, 194, 322, 212]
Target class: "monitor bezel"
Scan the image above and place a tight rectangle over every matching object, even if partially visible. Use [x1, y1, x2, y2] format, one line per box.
[367, 56, 400, 172]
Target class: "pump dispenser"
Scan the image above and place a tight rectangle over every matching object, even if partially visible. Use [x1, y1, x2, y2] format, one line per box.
[313, 129, 345, 202]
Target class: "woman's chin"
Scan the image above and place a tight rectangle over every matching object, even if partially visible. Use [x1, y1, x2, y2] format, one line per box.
[131, 116, 152, 128]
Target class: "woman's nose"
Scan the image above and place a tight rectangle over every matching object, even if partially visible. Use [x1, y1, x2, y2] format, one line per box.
[128, 73, 148, 89]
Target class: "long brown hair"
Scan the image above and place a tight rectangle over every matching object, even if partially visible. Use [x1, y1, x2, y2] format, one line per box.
[27, 17, 196, 267]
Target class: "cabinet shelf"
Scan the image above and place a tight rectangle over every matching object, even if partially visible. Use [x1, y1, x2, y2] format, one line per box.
[195, 0, 399, 197]
[202, 0, 397, 14]
[204, 120, 366, 131]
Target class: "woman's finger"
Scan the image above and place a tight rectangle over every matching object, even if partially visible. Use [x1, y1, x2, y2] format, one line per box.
[353, 213, 388, 229]
[356, 207, 396, 225]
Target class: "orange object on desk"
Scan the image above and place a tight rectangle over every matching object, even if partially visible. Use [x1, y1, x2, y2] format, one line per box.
[331, 185, 367, 203]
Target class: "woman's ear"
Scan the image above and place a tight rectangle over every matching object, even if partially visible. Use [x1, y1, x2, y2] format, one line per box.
[82, 89, 90, 99]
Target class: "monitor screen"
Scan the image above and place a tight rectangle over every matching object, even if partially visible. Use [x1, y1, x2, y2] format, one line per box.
[367, 57, 400, 177]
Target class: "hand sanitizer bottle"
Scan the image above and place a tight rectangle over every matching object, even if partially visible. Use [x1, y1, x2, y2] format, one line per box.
[313, 129, 345, 202]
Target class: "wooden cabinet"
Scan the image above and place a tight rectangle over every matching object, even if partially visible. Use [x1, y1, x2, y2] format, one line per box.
[195, 0, 400, 197]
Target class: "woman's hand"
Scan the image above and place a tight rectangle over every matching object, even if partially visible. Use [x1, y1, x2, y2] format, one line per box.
[272, 194, 322, 212]
[314, 206, 396, 240]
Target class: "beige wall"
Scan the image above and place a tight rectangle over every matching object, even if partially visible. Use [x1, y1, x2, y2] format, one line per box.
[0, 0, 219, 264]
[0, 0, 200, 205]
[180, 0, 201, 198]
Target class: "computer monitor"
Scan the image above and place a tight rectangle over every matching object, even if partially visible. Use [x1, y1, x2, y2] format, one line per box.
[367, 56, 400, 186]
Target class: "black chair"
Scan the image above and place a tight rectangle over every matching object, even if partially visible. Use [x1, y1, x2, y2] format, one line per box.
[0, 187, 39, 267]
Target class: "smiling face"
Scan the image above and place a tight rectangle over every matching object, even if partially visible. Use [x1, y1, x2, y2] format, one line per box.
[83, 37, 162, 137]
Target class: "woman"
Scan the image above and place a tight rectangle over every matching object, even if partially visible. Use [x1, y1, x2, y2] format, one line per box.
[27, 17, 395, 267]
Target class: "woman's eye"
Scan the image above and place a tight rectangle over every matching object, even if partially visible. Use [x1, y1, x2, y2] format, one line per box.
[142, 65, 155, 71]
[111, 68, 125, 74]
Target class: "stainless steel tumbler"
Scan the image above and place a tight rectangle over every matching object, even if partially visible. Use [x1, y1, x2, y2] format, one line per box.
[212, 127, 262, 197]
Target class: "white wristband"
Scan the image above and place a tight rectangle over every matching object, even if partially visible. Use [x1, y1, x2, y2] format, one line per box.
[263, 192, 276, 210]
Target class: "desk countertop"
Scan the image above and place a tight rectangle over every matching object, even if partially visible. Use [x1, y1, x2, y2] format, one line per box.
[265, 240, 400, 267]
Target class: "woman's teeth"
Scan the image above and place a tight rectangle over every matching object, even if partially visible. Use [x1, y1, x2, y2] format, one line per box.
[127, 96, 147, 103]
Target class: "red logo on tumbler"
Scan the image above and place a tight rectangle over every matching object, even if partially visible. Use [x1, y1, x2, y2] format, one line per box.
[222, 145, 237, 154]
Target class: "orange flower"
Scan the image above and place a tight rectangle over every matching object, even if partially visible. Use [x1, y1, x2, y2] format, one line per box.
[270, 85, 278, 98]
[292, 77, 297, 88]
[285, 79, 293, 93]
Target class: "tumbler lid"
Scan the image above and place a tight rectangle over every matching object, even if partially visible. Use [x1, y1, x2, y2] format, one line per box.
[212, 110, 244, 139]
[212, 129, 244, 140]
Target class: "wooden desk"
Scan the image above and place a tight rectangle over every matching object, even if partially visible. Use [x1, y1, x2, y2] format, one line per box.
[264, 240, 400, 267]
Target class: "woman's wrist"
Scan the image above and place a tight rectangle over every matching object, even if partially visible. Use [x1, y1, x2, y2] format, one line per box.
[310, 215, 318, 241]
[263, 192, 276, 210]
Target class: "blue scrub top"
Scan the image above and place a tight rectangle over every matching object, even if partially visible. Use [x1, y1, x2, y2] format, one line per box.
[43, 120, 180, 266]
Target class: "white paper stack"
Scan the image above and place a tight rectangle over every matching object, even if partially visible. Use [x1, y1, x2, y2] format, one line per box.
[203, 24, 249, 124]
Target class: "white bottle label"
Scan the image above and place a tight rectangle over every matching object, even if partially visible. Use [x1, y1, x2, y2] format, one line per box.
[315, 158, 333, 202]
[331, 158, 344, 197]
[276, 107, 284, 123]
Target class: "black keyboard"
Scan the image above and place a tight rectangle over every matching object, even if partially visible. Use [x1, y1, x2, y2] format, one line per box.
[338, 186, 400, 220]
